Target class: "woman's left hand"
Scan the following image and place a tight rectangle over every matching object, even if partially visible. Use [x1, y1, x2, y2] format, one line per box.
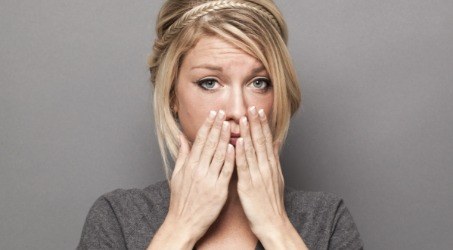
[235, 106, 309, 249]
[235, 106, 287, 235]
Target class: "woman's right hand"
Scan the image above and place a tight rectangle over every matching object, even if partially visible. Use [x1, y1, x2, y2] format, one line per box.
[148, 110, 235, 249]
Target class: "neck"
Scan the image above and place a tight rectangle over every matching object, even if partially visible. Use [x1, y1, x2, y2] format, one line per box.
[206, 169, 250, 230]
[194, 170, 257, 247]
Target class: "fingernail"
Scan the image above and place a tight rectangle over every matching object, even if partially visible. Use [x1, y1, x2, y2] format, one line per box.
[227, 144, 233, 152]
[237, 138, 243, 145]
[258, 109, 265, 118]
[218, 110, 225, 119]
[241, 117, 248, 126]
[209, 110, 216, 119]
[249, 106, 257, 115]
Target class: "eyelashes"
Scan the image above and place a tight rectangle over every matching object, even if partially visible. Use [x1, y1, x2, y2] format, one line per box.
[251, 78, 272, 91]
[195, 77, 273, 93]
[196, 78, 219, 91]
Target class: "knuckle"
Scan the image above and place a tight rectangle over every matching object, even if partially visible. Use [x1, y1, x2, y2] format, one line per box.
[220, 130, 230, 141]
[237, 161, 248, 170]
[204, 117, 215, 127]
[222, 167, 232, 177]
[188, 161, 199, 171]
[262, 168, 273, 179]
[212, 120, 222, 129]
[204, 138, 217, 149]
[256, 136, 266, 146]
[189, 159, 199, 167]
[213, 151, 226, 163]
[192, 168, 205, 181]
[195, 134, 207, 145]
[245, 145, 255, 156]
[268, 156, 276, 165]
[264, 130, 273, 140]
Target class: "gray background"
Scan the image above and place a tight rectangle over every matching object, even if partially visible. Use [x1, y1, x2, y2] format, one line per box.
[1, 0, 452, 249]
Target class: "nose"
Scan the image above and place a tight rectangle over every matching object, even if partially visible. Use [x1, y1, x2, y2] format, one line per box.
[224, 86, 247, 124]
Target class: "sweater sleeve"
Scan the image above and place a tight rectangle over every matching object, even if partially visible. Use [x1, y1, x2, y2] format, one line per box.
[328, 199, 364, 250]
[77, 195, 127, 250]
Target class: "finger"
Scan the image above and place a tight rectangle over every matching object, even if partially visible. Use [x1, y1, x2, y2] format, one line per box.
[247, 106, 269, 169]
[176, 134, 193, 205]
[262, 113, 284, 206]
[273, 140, 284, 184]
[187, 110, 217, 169]
[173, 133, 190, 177]
[218, 144, 235, 187]
[209, 121, 230, 177]
[198, 110, 226, 172]
[258, 108, 276, 166]
[273, 140, 285, 204]
[240, 116, 260, 180]
[235, 138, 250, 183]
[258, 109, 279, 186]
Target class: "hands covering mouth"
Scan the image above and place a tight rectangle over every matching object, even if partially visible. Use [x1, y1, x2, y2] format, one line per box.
[165, 106, 295, 249]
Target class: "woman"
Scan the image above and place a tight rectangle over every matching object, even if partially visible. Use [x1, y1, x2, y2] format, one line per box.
[78, 0, 363, 249]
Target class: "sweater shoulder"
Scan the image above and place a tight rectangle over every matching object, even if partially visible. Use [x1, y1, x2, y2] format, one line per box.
[98, 180, 170, 223]
[284, 186, 343, 215]
[101, 180, 169, 204]
[283, 187, 363, 249]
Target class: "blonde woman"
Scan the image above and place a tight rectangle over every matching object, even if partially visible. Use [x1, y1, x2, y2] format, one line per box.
[78, 0, 363, 249]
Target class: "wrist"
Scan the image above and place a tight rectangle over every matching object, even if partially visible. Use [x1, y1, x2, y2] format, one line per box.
[253, 217, 288, 246]
[255, 216, 308, 250]
[147, 217, 198, 250]
[252, 214, 289, 239]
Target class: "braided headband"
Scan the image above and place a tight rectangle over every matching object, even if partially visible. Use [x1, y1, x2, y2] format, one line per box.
[161, 0, 283, 42]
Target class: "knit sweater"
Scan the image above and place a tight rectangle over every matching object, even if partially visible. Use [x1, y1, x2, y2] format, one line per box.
[77, 180, 363, 249]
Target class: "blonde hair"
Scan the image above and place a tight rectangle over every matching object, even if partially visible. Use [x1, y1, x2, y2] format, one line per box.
[148, 0, 301, 181]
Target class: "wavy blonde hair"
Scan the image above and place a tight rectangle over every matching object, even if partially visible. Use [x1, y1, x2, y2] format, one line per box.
[148, 0, 301, 181]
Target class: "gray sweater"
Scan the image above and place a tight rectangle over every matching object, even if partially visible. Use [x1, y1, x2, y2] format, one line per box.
[77, 180, 363, 249]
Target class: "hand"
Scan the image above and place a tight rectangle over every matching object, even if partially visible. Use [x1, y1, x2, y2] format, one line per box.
[235, 106, 287, 237]
[164, 110, 235, 244]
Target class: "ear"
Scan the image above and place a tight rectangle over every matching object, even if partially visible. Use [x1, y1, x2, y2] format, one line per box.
[170, 88, 179, 114]
[173, 101, 178, 113]
[172, 98, 179, 113]
[170, 95, 180, 122]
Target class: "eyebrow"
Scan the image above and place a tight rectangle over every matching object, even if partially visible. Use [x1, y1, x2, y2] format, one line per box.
[190, 64, 266, 74]
[190, 64, 222, 72]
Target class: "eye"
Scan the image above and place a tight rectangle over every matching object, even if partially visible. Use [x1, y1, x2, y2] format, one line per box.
[196, 78, 220, 90]
[250, 78, 272, 91]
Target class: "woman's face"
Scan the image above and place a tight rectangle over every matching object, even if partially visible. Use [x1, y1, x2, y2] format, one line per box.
[175, 36, 273, 145]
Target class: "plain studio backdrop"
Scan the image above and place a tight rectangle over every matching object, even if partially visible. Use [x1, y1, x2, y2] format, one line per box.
[1, 0, 452, 249]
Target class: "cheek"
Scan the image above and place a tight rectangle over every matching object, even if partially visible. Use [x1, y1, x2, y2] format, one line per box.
[263, 96, 274, 117]
[176, 91, 222, 142]
[248, 92, 274, 117]
[246, 92, 274, 132]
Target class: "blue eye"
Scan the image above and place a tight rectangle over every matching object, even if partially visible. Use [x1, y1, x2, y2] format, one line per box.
[251, 78, 272, 91]
[197, 78, 219, 90]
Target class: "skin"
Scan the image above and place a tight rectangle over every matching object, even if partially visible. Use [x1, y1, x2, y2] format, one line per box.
[174, 36, 273, 144]
[147, 36, 308, 250]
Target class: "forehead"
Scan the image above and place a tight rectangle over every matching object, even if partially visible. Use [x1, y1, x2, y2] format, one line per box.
[183, 36, 264, 68]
